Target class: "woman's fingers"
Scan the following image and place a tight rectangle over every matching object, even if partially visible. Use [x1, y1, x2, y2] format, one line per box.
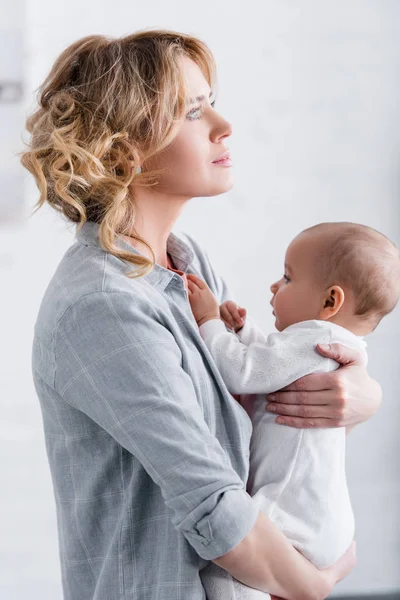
[266, 389, 347, 426]
[269, 346, 375, 430]
[317, 342, 364, 367]
[278, 370, 337, 392]
[273, 416, 341, 429]
[266, 388, 335, 405]
[266, 398, 339, 420]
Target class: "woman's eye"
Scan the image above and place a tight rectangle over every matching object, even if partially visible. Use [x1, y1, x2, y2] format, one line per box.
[187, 99, 216, 121]
[187, 106, 202, 120]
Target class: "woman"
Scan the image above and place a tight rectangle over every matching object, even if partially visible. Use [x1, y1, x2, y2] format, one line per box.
[21, 31, 381, 600]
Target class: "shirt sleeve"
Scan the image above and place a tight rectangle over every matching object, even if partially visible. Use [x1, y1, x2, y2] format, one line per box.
[235, 318, 270, 346]
[198, 320, 338, 394]
[53, 291, 259, 561]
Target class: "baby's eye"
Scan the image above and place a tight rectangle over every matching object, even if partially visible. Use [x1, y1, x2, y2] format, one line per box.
[283, 274, 291, 283]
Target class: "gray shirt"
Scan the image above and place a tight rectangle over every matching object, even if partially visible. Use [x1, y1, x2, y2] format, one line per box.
[32, 221, 259, 600]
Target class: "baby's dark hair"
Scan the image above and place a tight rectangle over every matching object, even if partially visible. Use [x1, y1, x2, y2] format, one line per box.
[301, 222, 400, 327]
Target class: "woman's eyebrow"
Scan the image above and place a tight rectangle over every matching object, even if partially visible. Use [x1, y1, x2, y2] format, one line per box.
[189, 91, 215, 104]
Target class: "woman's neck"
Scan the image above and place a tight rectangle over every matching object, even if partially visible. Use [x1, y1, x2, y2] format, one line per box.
[122, 189, 188, 268]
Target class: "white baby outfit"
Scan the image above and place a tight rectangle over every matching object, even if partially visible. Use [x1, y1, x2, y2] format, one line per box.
[198, 318, 368, 599]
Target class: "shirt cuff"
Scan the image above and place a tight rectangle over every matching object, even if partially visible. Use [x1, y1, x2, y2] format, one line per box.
[235, 320, 253, 346]
[186, 488, 260, 561]
[199, 318, 228, 342]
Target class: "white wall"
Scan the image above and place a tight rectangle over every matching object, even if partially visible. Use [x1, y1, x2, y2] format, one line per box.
[1, 1, 399, 598]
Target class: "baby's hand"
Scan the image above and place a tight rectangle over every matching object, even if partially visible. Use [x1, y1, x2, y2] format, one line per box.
[186, 273, 220, 327]
[220, 301, 247, 332]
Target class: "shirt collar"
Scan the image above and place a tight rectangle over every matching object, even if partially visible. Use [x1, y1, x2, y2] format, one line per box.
[75, 220, 194, 291]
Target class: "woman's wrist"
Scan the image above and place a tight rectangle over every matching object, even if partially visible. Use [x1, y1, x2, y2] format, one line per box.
[214, 510, 336, 600]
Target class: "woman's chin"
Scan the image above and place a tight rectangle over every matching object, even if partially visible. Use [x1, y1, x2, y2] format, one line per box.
[206, 177, 234, 197]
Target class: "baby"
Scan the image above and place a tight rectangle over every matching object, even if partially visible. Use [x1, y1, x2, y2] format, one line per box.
[187, 222, 400, 600]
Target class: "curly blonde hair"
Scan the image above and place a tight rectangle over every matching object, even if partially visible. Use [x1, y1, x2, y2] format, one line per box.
[19, 30, 216, 277]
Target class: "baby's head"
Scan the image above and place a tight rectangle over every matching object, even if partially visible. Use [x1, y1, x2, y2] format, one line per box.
[270, 222, 400, 335]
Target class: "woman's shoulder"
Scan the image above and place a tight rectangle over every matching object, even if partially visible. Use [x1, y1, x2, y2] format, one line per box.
[34, 239, 161, 341]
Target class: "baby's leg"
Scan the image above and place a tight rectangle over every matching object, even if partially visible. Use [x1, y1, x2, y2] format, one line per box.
[200, 561, 271, 600]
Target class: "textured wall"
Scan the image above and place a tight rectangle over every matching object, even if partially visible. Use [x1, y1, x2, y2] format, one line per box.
[1, 1, 399, 598]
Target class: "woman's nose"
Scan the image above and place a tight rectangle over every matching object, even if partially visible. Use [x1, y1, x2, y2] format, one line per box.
[211, 113, 232, 143]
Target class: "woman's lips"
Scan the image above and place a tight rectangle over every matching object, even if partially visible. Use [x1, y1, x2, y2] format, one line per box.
[213, 158, 232, 167]
[212, 151, 232, 167]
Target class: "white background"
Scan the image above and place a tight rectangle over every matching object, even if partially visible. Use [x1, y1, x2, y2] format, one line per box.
[1, 1, 399, 598]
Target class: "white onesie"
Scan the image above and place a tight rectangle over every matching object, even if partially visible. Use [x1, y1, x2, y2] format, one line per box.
[198, 318, 368, 599]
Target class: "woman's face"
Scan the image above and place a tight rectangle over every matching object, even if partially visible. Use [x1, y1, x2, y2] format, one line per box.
[144, 56, 233, 198]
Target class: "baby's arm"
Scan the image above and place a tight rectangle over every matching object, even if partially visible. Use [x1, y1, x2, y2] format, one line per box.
[187, 274, 337, 394]
[198, 319, 337, 395]
[219, 300, 269, 346]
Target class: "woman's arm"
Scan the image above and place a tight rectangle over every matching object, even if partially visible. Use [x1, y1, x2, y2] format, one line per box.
[54, 291, 260, 560]
[265, 343, 382, 430]
[213, 511, 356, 600]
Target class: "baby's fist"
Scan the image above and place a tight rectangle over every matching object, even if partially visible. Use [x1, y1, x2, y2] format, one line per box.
[186, 273, 220, 326]
[220, 301, 247, 332]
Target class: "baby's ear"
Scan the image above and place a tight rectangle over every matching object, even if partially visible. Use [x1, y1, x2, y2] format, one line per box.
[319, 285, 345, 320]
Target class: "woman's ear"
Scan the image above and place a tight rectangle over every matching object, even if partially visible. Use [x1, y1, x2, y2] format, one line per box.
[319, 285, 345, 320]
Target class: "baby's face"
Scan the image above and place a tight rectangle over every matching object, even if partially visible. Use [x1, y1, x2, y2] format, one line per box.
[270, 233, 325, 331]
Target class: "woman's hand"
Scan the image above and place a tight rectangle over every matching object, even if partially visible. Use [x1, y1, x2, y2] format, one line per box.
[265, 343, 382, 428]
[187, 273, 221, 327]
[323, 540, 357, 586]
[269, 541, 357, 600]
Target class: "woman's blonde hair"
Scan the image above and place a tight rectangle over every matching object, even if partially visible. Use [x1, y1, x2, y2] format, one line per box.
[19, 30, 216, 277]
